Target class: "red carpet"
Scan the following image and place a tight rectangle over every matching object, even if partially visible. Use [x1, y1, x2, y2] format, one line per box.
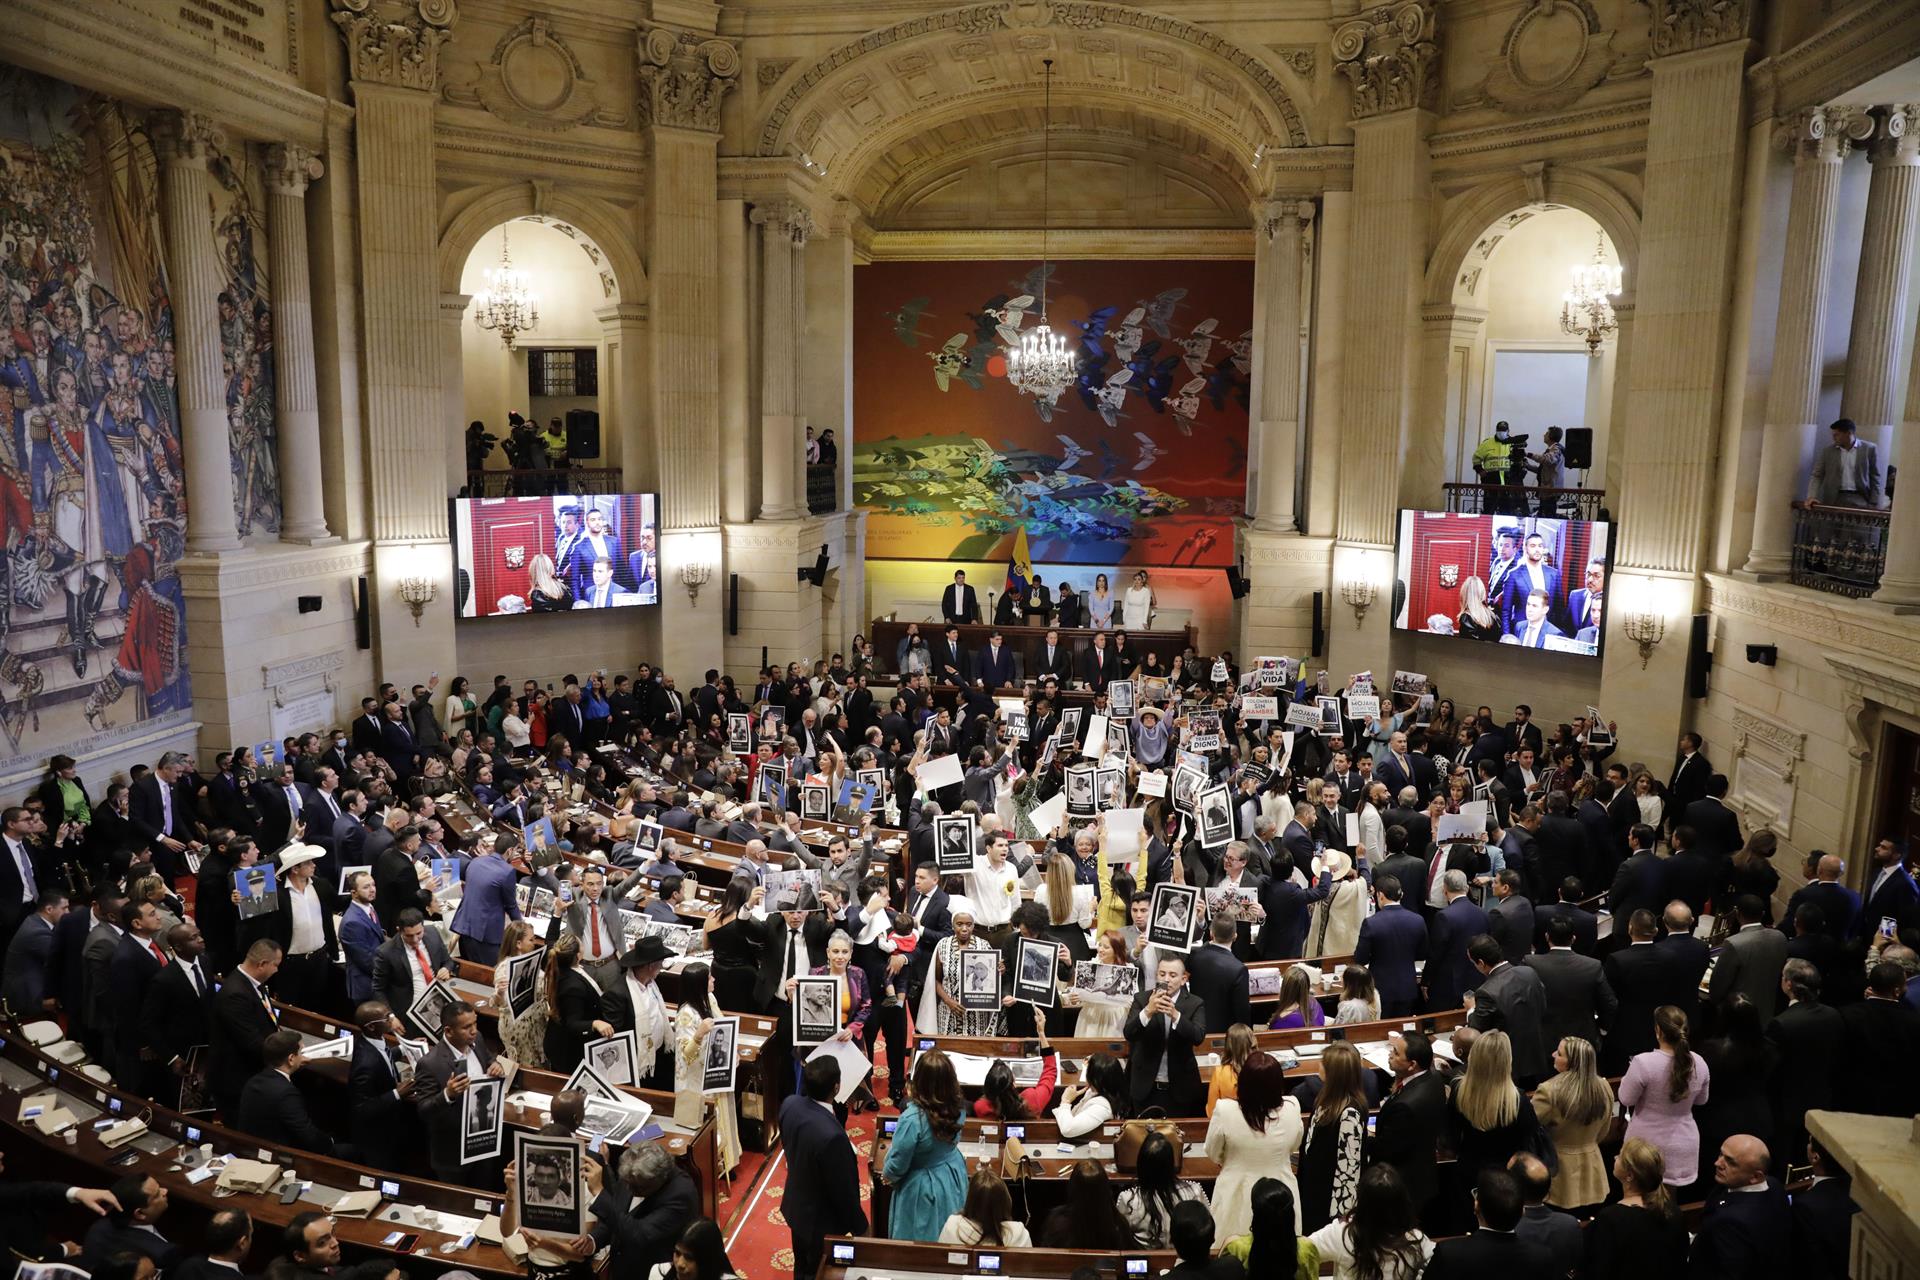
[722, 1052, 892, 1277]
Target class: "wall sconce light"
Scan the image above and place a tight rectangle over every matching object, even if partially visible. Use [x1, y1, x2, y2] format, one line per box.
[1340, 577, 1377, 627]
[397, 575, 437, 627]
[1624, 606, 1665, 668]
[679, 562, 712, 605]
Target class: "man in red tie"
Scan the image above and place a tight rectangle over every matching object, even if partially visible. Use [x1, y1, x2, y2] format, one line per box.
[109, 900, 173, 1096]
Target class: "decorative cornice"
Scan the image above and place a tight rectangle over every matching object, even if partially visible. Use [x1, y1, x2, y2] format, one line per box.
[1755, 0, 1920, 119]
[1707, 574, 1920, 674]
[262, 650, 348, 690]
[861, 227, 1254, 261]
[1776, 104, 1875, 163]
[637, 24, 740, 133]
[1730, 706, 1804, 761]
[148, 111, 227, 167]
[433, 122, 646, 179]
[330, 0, 457, 93]
[1332, 1, 1440, 121]
[1428, 97, 1649, 160]
[176, 545, 373, 594]
[1648, 0, 1751, 58]
[263, 143, 324, 196]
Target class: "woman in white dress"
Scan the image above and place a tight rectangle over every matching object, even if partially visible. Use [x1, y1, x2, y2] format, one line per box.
[1204, 1051, 1304, 1239]
[1632, 770, 1665, 831]
[492, 920, 549, 1067]
[671, 961, 740, 1176]
[1308, 851, 1370, 957]
[1059, 929, 1130, 1039]
[926, 898, 1002, 1037]
[1120, 570, 1155, 631]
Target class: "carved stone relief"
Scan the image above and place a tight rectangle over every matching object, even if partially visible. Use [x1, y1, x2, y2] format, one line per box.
[1480, 0, 1614, 115]
[442, 17, 626, 130]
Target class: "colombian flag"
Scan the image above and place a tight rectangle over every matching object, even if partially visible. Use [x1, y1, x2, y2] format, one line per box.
[1005, 526, 1032, 600]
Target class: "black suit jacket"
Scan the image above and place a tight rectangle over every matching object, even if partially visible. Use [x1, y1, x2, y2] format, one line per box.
[1503, 720, 1545, 759]
[81, 1218, 187, 1277]
[127, 773, 191, 850]
[373, 842, 431, 930]
[1371, 1070, 1448, 1212]
[1607, 851, 1666, 924]
[778, 1092, 868, 1244]
[1683, 797, 1743, 861]
[1034, 642, 1075, 683]
[108, 932, 166, 1073]
[1765, 1000, 1843, 1136]
[1601, 940, 1699, 1073]
[1185, 943, 1250, 1033]
[1081, 645, 1116, 692]
[372, 930, 452, 1023]
[1121, 987, 1206, 1113]
[413, 1035, 496, 1174]
[144, 957, 214, 1068]
[1465, 961, 1550, 1079]
[250, 779, 315, 851]
[1791, 1175, 1856, 1280]
[0, 1180, 81, 1261]
[755, 911, 835, 1008]
[941, 583, 980, 625]
[1423, 1228, 1551, 1279]
[209, 972, 280, 1114]
[236, 1068, 336, 1155]
[1840, 998, 1920, 1115]
[1533, 900, 1598, 955]
[932, 638, 968, 684]
[1523, 948, 1615, 1050]
[348, 1034, 416, 1171]
[1666, 752, 1712, 821]
[1691, 1183, 1791, 1280]
[590, 1167, 699, 1279]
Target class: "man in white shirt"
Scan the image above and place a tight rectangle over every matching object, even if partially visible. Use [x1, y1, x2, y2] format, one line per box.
[273, 845, 332, 1011]
[610, 935, 673, 1088]
[416, 1003, 504, 1185]
[966, 833, 1021, 942]
[1800, 417, 1883, 508]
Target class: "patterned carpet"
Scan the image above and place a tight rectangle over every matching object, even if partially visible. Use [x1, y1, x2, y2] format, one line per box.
[722, 1053, 891, 1278]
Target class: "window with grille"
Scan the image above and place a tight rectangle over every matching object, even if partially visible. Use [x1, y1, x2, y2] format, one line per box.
[527, 347, 598, 398]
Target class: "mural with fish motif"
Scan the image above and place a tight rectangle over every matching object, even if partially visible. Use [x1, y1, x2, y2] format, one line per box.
[853, 259, 1252, 567]
[0, 69, 200, 767]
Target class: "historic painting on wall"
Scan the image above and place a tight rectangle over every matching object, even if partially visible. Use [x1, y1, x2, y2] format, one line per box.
[207, 146, 279, 536]
[0, 69, 199, 762]
[852, 259, 1253, 567]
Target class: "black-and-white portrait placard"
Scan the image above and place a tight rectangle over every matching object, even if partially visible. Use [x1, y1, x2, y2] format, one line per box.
[1013, 935, 1059, 1008]
[933, 812, 977, 872]
[460, 1076, 504, 1165]
[959, 947, 1001, 1012]
[1147, 883, 1200, 953]
[512, 1131, 584, 1237]
[582, 1030, 639, 1088]
[792, 975, 842, 1045]
[702, 1018, 739, 1094]
[1195, 783, 1234, 849]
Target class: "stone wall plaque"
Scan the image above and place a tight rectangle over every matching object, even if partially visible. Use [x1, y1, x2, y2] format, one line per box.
[124, 0, 294, 73]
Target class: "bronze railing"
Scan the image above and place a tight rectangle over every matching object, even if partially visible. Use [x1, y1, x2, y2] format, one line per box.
[1791, 502, 1890, 597]
[806, 462, 838, 514]
[1442, 482, 1608, 520]
[463, 466, 622, 498]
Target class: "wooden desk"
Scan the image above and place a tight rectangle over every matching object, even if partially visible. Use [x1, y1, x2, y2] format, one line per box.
[870, 619, 1195, 680]
[0, 1023, 521, 1276]
[818, 1238, 1176, 1280]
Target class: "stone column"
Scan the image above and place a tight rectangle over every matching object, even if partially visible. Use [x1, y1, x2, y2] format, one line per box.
[595, 302, 652, 494]
[805, 208, 857, 515]
[151, 111, 243, 554]
[1872, 295, 1920, 606]
[1841, 106, 1920, 455]
[1251, 200, 1310, 533]
[438, 294, 469, 494]
[753, 198, 811, 521]
[330, 0, 458, 679]
[262, 144, 333, 543]
[1742, 106, 1872, 578]
[717, 199, 753, 525]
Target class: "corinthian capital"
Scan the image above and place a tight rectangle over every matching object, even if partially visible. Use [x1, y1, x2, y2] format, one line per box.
[330, 0, 458, 92]
[637, 25, 740, 133]
[1331, 1, 1439, 121]
[1648, 0, 1752, 58]
[1776, 106, 1875, 164]
[149, 111, 227, 166]
[751, 199, 814, 246]
[1868, 105, 1920, 165]
[1260, 200, 1315, 242]
[264, 144, 325, 196]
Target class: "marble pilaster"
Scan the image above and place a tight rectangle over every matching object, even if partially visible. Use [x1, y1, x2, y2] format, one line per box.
[264, 145, 332, 543]
[1251, 200, 1310, 533]
[753, 199, 811, 521]
[1840, 106, 1920, 455]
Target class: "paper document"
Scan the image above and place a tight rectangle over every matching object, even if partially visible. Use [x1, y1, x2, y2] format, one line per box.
[805, 1038, 874, 1103]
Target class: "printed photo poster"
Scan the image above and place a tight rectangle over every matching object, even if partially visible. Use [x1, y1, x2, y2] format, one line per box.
[854, 767, 888, 799]
[505, 949, 542, 1019]
[561, 1058, 623, 1102]
[460, 1076, 504, 1165]
[934, 812, 977, 872]
[759, 760, 788, 807]
[959, 947, 1001, 1012]
[582, 1031, 639, 1088]
[702, 1018, 740, 1095]
[1095, 766, 1126, 813]
[634, 820, 664, 856]
[765, 868, 821, 912]
[1147, 883, 1200, 953]
[1195, 784, 1234, 849]
[1064, 763, 1097, 817]
[792, 975, 842, 1046]
[513, 1132, 584, 1237]
[579, 1095, 651, 1143]
[1390, 670, 1430, 696]
[1057, 706, 1085, 747]
[1205, 886, 1261, 922]
[1013, 935, 1059, 1008]
[800, 783, 831, 822]
[526, 815, 559, 852]
[1187, 712, 1223, 752]
[1171, 764, 1207, 814]
[253, 740, 277, 770]
[1316, 696, 1343, 733]
[406, 980, 463, 1039]
[726, 713, 752, 755]
[234, 864, 278, 920]
[1105, 720, 1131, 763]
[1108, 680, 1136, 721]
[1072, 961, 1142, 1005]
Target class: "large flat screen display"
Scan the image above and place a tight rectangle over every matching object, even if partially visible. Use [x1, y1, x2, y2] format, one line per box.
[454, 494, 658, 618]
[1393, 510, 1611, 657]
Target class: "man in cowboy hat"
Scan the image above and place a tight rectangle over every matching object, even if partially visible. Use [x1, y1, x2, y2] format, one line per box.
[237, 844, 336, 1013]
[601, 936, 674, 1088]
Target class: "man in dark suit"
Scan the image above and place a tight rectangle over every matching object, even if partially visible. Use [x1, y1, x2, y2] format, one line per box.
[172, 1209, 254, 1280]
[1607, 824, 1667, 933]
[209, 939, 284, 1120]
[1524, 915, 1615, 1052]
[1484, 870, 1535, 963]
[373, 910, 452, 1028]
[1372, 1031, 1449, 1227]
[237, 1029, 337, 1156]
[1464, 934, 1550, 1084]
[0, 806, 54, 952]
[931, 625, 968, 685]
[79, 1175, 186, 1277]
[1122, 953, 1207, 1114]
[1354, 875, 1427, 1015]
[378, 702, 421, 782]
[1666, 733, 1712, 828]
[778, 1056, 868, 1280]
[1534, 877, 1599, 955]
[1782, 853, 1860, 942]
[1257, 851, 1333, 960]
[1531, 794, 1590, 902]
[1186, 917, 1250, 1033]
[77, 889, 127, 1061]
[108, 900, 171, 1096]
[350, 697, 387, 755]
[0, 1151, 122, 1263]
[1033, 629, 1075, 683]
[1656, 901, 1713, 1023]
[347, 1001, 425, 1174]
[941, 569, 980, 624]
[1376, 731, 1437, 805]
[1765, 959, 1844, 1174]
[1081, 631, 1116, 692]
[1425, 871, 1489, 1012]
[1502, 704, 1546, 761]
[449, 839, 522, 966]
[1791, 1138, 1856, 1280]
[1601, 910, 1670, 1073]
[1423, 1168, 1551, 1279]
[1856, 836, 1920, 943]
[128, 754, 197, 880]
[248, 763, 313, 853]
[372, 824, 430, 931]
[1662, 825, 1722, 919]
[1683, 774, 1744, 861]
[586, 1142, 699, 1280]
[143, 922, 214, 1109]
[413, 1003, 505, 1186]
[2, 889, 64, 1017]
[973, 630, 1017, 687]
[1691, 1135, 1790, 1279]
[1709, 895, 1789, 1017]
[208, 754, 260, 837]
[1841, 961, 1920, 1115]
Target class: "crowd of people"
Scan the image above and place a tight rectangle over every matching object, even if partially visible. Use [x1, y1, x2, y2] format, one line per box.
[1, 638, 1916, 1280]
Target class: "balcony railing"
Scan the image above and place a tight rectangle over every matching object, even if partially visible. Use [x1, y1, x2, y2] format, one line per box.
[464, 467, 622, 498]
[1442, 483, 1608, 521]
[806, 463, 838, 515]
[1790, 503, 1890, 598]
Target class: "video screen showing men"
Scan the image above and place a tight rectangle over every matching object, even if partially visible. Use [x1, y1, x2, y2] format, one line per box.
[454, 493, 659, 616]
[1392, 511, 1611, 657]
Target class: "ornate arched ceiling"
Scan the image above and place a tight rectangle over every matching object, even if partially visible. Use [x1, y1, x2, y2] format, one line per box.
[751, 1, 1310, 207]
[854, 102, 1252, 229]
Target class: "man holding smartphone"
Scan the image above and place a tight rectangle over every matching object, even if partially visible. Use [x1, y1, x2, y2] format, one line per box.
[1122, 955, 1206, 1114]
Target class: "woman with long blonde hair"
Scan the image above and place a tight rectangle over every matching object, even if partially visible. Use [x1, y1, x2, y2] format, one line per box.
[1456, 575, 1498, 640]
[1532, 1036, 1614, 1209]
[1449, 1030, 1544, 1220]
[526, 553, 571, 611]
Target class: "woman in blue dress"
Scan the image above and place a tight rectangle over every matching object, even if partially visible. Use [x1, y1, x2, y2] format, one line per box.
[881, 1049, 968, 1241]
[1087, 573, 1114, 630]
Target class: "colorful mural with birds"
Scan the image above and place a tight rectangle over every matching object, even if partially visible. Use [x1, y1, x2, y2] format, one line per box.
[854, 260, 1251, 566]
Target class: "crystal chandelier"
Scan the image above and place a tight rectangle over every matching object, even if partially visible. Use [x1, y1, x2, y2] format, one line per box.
[1005, 60, 1076, 403]
[1560, 233, 1621, 356]
[474, 224, 539, 349]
